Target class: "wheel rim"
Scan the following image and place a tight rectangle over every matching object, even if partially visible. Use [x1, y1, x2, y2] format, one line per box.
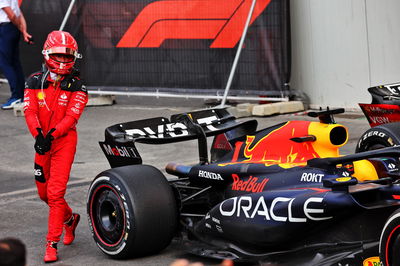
[368, 143, 388, 151]
[90, 184, 126, 247]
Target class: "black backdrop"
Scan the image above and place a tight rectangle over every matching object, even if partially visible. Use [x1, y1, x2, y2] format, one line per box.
[20, 0, 291, 97]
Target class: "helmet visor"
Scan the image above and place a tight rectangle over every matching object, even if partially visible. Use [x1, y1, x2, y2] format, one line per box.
[49, 54, 75, 63]
[42, 47, 82, 59]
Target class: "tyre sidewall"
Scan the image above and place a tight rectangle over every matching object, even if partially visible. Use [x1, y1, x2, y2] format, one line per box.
[380, 209, 400, 266]
[87, 173, 135, 258]
[87, 165, 178, 259]
[357, 125, 400, 152]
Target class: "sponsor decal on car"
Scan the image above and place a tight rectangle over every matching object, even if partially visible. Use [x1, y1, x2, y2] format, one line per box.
[124, 115, 220, 139]
[362, 256, 380, 266]
[361, 131, 387, 140]
[220, 196, 332, 222]
[231, 174, 268, 192]
[335, 177, 352, 182]
[300, 172, 324, 183]
[198, 170, 223, 180]
[387, 162, 399, 172]
[341, 171, 350, 177]
[364, 106, 395, 114]
[125, 123, 188, 138]
[195, 116, 219, 131]
[369, 116, 390, 125]
[385, 83, 400, 94]
[359, 103, 400, 126]
[204, 213, 224, 233]
[102, 144, 138, 158]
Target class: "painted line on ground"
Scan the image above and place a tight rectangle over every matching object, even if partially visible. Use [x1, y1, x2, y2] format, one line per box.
[0, 177, 93, 198]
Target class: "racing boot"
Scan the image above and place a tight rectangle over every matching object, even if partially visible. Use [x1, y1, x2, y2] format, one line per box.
[63, 213, 80, 245]
[44, 241, 58, 263]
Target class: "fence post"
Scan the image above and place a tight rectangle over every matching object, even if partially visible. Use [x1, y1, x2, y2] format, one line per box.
[59, 0, 76, 31]
[220, 0, 257, 108]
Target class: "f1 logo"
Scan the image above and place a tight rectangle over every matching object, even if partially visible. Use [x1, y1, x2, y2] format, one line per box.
[117, 0, 272, 48]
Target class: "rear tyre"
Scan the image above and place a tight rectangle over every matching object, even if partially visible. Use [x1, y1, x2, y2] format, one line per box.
[356, 122, 400, 152]
[87, 165, 178, 259]
[380, 208, 400, 266]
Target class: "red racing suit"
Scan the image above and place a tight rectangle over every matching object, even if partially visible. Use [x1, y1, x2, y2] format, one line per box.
[24, 70, 88, 242]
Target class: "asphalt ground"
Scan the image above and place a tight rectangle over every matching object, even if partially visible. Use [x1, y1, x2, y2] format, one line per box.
[0, 83, 370, 266]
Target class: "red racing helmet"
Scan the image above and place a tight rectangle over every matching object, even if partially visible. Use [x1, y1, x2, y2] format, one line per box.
[42, 31, 82, 75]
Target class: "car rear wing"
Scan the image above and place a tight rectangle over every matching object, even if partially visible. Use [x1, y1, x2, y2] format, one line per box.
[368, 83, 400, 104]
[99, 108, 257, 168]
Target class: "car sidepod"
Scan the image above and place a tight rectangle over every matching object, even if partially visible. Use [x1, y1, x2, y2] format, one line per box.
[194, 187, 400, 254]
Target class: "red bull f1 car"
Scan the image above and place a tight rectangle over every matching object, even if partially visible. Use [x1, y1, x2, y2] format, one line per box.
[87, 108, 400, 265]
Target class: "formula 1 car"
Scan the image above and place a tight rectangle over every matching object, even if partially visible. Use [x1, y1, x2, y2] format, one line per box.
[357, 83, 400, 152]
[87, 107, 400, 266]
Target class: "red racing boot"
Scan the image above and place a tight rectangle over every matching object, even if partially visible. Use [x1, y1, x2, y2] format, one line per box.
[44, 241, 58, 263]
[63, 213, 80, 245]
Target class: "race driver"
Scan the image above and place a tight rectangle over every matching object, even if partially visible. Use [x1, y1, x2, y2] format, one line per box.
[23, 30, 88, 263]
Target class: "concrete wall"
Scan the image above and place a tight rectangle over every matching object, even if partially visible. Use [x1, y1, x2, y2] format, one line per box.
[290, 0, 400, 109]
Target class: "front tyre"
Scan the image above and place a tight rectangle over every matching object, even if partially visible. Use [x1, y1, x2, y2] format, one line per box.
[356, 122, 400, 152]
[87, 165, 178, 259]
[380, 208, 400, 266]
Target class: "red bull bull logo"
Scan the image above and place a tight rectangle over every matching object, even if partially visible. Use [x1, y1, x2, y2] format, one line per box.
[222, 120, 345, 168]
[240, 121, 319, 166]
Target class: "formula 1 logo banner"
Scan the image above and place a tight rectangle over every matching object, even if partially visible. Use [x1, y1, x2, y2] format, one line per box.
[21, 0, 291, 96]
[117, 0, 271, 48]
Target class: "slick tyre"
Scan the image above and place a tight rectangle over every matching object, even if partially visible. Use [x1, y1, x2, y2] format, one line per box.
[380, 208, 400, 266]
[356, 122, 400, 152]
[87, 165, 178, 259]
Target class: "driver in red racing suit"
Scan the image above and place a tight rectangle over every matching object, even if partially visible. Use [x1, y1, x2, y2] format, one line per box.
[23, 31, 88, 263]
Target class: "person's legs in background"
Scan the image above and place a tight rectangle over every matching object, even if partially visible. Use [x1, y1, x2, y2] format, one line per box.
[0, 23, 25, 109]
